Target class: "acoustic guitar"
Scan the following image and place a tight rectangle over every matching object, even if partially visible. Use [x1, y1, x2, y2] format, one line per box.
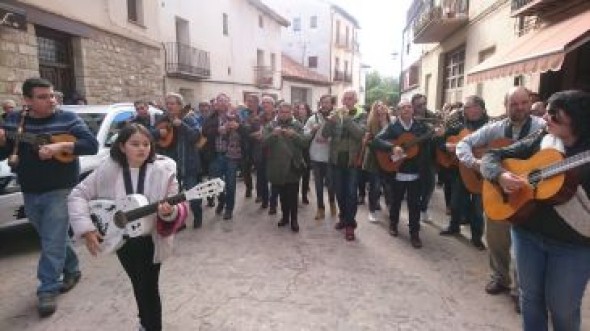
[90, 178, 225, 254]
[375, 131, 434, 172]
[5, 131, 76, 163]
[459, 137, 514, 194]
[436, 128, 470, 168]
[482, 148, 590, 224]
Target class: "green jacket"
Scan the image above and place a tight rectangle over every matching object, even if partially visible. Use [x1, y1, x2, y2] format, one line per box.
[263, 117, 308, 184]
[322, 107, 367, 168]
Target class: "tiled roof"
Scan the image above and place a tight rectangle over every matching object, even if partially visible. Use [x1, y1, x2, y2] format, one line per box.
[281, 54, 332, 86]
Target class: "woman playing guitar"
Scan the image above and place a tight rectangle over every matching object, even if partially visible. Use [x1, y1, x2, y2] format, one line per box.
[480, 90, 590, 331]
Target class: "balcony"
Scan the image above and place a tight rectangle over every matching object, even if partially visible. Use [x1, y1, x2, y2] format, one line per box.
[413, 0, 469, 44]
[164, 42, 211, 80]
[254, 66, 274, 88]
[333, 70, 352, 83]
[511, 0, 583, 17]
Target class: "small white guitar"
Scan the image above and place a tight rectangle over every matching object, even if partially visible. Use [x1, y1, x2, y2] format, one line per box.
[89, 178, 225, 254]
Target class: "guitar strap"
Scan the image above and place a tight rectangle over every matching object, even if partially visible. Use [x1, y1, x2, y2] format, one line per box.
[123, 162, 147, 195]
[504, 116, 532, 140]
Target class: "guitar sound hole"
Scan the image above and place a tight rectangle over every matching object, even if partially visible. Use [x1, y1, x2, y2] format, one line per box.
[528, 169, 541, 187]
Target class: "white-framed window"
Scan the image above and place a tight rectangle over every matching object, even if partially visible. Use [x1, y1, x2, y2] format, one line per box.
[223, 13, 229, 36]
[308, 56, 318, 68]
[310, 16, 317, 28]
[293, 17, 301, 31]
[127, 0, 143, 24]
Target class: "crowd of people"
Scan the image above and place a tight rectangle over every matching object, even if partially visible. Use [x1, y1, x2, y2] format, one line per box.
[1, 77, 589, 331]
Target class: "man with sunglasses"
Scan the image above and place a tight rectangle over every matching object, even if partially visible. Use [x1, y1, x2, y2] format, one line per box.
[455, 86, 546, 312]
[481, 90, 590, 331]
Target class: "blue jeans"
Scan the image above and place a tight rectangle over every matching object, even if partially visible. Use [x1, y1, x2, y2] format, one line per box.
[512, 227, 590, 331]
[311, 161, 335, 209]
[24, 189, 80, 295]
[180, 174, 202, 225]
[209, 154, 238, 213]
[332, 165, 358, 227]
[367, 172, 381, 212]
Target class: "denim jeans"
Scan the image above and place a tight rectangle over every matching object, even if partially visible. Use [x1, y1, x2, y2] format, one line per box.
[209, 154, 238, 213]
[448, 174, 484, 241]
[419, 165, 436, 212]
[512, 227, 590, 331]
[367, 172, 381, 212]
[24, 189, 80, 295]
[311, 161, 335, 209]
[332, 165, 358, 226]
[255, 156, 269, 203]
[180, 174, 202, 226]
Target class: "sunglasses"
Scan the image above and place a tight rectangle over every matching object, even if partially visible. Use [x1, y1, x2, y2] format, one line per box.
[547, 108, 564, 125]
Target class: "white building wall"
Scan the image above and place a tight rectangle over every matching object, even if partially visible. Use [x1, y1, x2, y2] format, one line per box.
[159, 0, 285, 104]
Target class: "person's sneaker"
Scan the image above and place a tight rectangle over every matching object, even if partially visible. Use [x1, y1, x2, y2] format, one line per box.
[38, 292, 57, 317]
[268, 206, 277, 215]
[345, 226, 355, 241]
[485, 280, 510, 295]
[329, 202, 337, 216]
[439, 228, 460, 236]
[60, 272, 81, 293]
[223, 211, 233, 220]
[420, 211, 431, 223]
[368, 212, 378, 223]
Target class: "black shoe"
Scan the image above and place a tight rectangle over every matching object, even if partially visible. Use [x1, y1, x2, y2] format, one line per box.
[302, 196, 309, 205]
[278, 218, 288, 227]
[255, 196, 262, 203]
[439, 228, 460, 236]
[374, 203, 382, 211]
[223, 211, 232, 220]
[261, 201, 268, 209]
[471, 239, 486, 251]
[485, 280, 509, 295]
[193, 219, 202, 229]
[207, 197, 215, 207]
[60, 272, 81, 293]
[215, 204, 224, 215]
[38, 293, 57, 317]
[410, 234, 423, 249]
[291, 220, 299, 232]
[334, 221, 346, 230]
[389, 225, 398, 237]
[268, 206, 277, 215]
[245, 190, 252, 198]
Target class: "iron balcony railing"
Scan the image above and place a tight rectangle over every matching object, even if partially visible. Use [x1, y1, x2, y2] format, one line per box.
[413, 0, 469, 38]
[164, 42, 211, 79]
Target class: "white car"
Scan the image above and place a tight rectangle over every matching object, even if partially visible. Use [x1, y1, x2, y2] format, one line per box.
[0, 103, 162, 228]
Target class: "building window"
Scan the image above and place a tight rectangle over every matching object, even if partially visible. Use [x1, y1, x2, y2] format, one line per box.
[127, 0, 143, 24]
[345, 26, 350, 47]
[293, 17, 301, 31]
[270, 53, 276, 72]
[310, 16, 317, 28]
[335, 20, 341, 44]
[443, 46, 465, 104]
[259, 15, 263, 28]
[308, 56, 318, 68]
[223, 13, 229, 36]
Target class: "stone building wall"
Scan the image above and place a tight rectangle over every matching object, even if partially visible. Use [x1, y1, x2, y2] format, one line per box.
[76, 30, 163, 104]
[0, 25, 39, 105]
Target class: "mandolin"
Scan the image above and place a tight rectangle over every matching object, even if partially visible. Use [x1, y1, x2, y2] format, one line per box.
[482, 148, 590, 224]
[4, 131, 76, 163]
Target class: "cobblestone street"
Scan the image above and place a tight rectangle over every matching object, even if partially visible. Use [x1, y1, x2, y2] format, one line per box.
[1, 184, 588, 331]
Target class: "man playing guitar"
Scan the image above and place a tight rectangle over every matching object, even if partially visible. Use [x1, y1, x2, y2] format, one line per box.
[480, 90, 590, 331]
[455, 87, 546, 311]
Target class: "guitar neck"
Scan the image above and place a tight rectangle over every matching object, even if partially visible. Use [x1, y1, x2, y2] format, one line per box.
[402, 131, 433, 149]
[539, 150, 590, 180]
[5, 131, 40, 145]
[124, 193, 187, 222]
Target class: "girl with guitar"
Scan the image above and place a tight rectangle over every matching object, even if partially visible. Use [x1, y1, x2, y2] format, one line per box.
[68, 124, 188, 331]
[480, 90, 590, 331]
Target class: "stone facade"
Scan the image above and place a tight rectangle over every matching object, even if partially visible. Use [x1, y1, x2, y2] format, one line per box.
[0, 25, 39, 104]
[76, 29, 163, 104]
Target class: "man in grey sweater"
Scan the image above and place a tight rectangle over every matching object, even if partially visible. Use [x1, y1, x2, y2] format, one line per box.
[455, 86, 546, 312]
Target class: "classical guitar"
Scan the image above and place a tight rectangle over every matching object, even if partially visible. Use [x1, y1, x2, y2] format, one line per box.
[4, 131, 76, 163]
[436, 128, 470, 169]
[459, 137, 514, 194]
[89, 178, 225, 254]
[376, 130, 434, 172]
[482, 148, 590, 224]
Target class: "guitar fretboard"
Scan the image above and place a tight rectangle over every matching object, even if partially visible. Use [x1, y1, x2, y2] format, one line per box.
[533, 150, 590, 182]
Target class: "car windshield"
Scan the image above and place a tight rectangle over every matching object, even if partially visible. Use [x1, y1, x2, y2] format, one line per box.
[78, 113, 106, 137]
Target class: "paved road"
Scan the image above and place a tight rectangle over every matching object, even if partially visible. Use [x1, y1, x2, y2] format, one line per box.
[0, 182, 588, 331]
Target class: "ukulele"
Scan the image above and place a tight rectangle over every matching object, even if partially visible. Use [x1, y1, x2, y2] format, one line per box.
[482, 148, 590, 224]
[4, 131, 76, 163]
[90, 178, 225, 254]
